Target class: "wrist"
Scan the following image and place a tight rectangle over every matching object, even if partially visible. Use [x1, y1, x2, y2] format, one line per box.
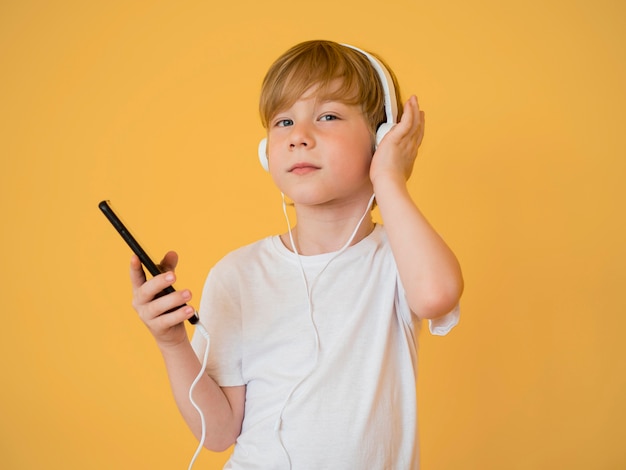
[156, 335, 191, 356]
[371, 170, 409, 195]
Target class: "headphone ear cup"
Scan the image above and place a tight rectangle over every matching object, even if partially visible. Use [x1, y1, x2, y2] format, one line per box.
[258, 138, 269, 171]
[375, 122, 395, 146]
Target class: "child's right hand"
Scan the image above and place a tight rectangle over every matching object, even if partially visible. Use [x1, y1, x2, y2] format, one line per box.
[129, 251, 197, 349]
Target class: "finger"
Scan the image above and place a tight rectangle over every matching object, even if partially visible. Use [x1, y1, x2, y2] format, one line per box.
[149, 304, 197, 330]
[413, 97, 424, 131]
[402, 96, 424, 148]
[416, 109, 425, 148]
[129, 255, 147, 288]
[393, 96, 418, 137]
[158, 250, 179, 274]
[406, 96, 421, 133]
[131, 269, 175, 312]
[140, 287, 193, 320]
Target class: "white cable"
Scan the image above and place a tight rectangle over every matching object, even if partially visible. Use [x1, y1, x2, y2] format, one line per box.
[276, 194, 319, 468]
[281, 193, 376, 258]
[185, 195, 375, 469]
[276, 193, 375, 468]
[187, 320, 211, 470]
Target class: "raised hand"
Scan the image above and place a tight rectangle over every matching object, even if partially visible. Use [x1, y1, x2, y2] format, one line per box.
[370, 95, 425, 184]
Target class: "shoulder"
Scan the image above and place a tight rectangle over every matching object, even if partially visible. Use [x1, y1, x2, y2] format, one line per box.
[208, 234, 288, 282]
[212, 236, 272, 268]
[363, 224, 393, 259]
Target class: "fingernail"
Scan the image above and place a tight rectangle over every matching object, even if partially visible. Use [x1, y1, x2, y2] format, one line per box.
[165, 273, 174, 282]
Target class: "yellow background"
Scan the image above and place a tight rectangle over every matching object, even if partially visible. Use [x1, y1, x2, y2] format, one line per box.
[1, 0, 624, 468]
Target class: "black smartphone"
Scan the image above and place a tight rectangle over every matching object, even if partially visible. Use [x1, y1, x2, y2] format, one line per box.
[98, 200, 198, 324]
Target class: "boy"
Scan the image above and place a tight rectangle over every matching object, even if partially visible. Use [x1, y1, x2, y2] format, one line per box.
[130, 40, 463, 469]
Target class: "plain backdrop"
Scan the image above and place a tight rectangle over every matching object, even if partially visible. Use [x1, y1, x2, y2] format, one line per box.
[1, 0, 625, 468]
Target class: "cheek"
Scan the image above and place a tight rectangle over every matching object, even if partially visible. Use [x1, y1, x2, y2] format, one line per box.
[353, 132, 376, 165]
[352, 125, 376, 157]
[336, 147, 372, 178]
[266, 137, 283, 166]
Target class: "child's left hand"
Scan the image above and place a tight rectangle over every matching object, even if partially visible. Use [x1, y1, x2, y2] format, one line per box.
[369, 95, 425, 184]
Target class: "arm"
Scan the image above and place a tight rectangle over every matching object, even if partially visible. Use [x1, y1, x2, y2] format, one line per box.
[130, 252, 245, 451]
[370, 96, 464, 319]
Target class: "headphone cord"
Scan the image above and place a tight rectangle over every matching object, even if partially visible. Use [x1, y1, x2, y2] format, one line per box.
[276, 193, 376, 469]
[187, 320, 211, 470]
[187, 194, 375, 469]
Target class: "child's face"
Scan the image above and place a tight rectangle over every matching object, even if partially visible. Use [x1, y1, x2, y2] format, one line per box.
[267, 82, 375, 207]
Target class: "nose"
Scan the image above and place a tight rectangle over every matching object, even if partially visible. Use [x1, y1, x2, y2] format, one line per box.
[288, 122, 315, 150]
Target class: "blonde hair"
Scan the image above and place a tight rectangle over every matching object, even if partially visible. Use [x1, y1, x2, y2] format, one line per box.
[259, 40, 403, 135]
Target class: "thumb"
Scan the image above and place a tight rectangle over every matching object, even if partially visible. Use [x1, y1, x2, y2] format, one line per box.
[158, 250, 179, 273]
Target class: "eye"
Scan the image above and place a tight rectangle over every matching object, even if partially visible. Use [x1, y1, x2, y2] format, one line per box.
[319, 114, 338, 122]
[275, 118, 293, 127]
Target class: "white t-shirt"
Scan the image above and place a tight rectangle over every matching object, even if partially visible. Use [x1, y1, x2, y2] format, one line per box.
[191, 225, 459, 469]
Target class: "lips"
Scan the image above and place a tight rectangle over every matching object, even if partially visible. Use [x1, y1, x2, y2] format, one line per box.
[288, 162, 320, 174]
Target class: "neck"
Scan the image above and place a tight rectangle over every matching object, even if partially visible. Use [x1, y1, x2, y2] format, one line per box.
[280, 194, 376, 256]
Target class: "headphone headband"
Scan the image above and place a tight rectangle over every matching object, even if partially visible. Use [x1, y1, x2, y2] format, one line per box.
[258, 43, 398, 171]
[340, 43, 398, 132]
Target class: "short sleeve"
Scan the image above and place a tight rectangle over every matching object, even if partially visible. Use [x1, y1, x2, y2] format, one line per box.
[190, 267, 245, 387]
[428, 303, 460, 336]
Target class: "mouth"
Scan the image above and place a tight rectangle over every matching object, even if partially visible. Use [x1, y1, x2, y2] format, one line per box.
[288, 162, 321, 175]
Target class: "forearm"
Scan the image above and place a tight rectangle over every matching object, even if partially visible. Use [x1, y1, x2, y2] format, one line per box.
[374, 173, 463, 319]
[158, 339, 243, 451]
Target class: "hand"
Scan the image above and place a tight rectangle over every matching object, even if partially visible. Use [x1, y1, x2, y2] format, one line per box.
[370, 95, 425, 184]
[129, 251, 196, 349]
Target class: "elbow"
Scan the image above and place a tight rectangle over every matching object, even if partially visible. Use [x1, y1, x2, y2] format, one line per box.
[198, 385, 245, 452]
[410, 277, 464, 320]
[204, 428, 240, 453]
[206, 440, 235, 453]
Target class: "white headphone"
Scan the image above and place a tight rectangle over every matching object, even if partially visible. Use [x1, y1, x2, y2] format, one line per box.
[258, 43, 398, 171]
